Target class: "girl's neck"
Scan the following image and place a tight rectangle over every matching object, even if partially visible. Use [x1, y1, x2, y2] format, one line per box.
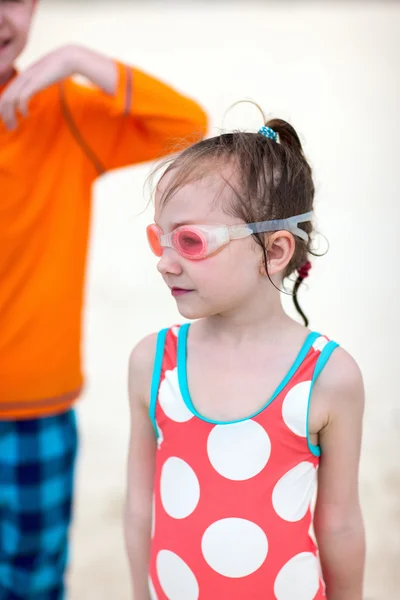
[200, 292, 297, 345]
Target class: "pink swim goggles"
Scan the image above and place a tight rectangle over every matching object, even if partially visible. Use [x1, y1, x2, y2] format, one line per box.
[147, 211, 312, 260]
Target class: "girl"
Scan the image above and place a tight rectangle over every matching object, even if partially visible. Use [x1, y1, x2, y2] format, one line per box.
[125, 114, 365, 600]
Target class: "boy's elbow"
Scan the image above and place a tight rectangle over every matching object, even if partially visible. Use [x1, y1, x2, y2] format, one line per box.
[182, 101, 208, 143]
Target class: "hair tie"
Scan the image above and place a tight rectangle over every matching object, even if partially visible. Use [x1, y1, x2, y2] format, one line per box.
[298, 261, 312, 280]
[258, 125, 278, 142]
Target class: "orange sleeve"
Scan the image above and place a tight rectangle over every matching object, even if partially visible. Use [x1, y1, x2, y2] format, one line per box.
[61, 61, 208, 172]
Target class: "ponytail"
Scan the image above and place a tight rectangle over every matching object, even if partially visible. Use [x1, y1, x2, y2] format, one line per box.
[292, 261, 312, 327]
[263, 119, 314, 326]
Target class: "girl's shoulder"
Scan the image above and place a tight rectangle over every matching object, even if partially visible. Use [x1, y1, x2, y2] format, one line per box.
[128, 325, 182, 405]
[312, 344, 364, 424]
[316, 345, 363, 397]
[128, 332, 159, 409]
[287, 323, 363, 398]
[129, 331, 159, 368]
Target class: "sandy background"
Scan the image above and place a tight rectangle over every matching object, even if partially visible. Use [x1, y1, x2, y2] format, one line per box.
[19, 1, 400, 598]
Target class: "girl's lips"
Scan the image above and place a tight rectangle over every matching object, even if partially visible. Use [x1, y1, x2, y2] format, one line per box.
[171, 287, 193, 297]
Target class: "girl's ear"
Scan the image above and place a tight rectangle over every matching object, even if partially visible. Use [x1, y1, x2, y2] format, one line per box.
[259, 231, 295, 276]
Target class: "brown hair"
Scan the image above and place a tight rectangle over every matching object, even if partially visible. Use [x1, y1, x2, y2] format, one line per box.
[152, 112, 318, 326]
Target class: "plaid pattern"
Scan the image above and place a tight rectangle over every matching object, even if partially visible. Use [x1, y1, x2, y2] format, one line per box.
[0, 411, 78, 600]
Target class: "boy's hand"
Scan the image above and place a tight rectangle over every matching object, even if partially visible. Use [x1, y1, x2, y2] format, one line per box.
[0, 45, 80, 130]
[0, 44, 116, 131]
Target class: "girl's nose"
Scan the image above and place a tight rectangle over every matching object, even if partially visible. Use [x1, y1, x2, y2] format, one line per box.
[157, 248, 184, 276]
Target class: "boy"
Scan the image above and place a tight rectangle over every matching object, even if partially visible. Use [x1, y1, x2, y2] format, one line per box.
[0, 1, 208, 598]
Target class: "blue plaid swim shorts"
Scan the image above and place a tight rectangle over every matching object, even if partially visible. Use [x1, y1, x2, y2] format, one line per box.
[0, 410, 78, 600]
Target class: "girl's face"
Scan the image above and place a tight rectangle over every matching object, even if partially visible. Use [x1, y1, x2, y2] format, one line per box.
[154, 169, 266, 320]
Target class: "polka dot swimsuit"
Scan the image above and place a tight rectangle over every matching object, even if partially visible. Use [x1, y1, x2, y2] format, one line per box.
[148, 324, 338, 600]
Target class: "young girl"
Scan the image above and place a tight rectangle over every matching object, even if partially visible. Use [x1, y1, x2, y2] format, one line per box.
[125, 115, 365, 600]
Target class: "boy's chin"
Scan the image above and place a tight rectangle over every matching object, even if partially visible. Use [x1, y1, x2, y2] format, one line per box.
[0, 67, 15, 86]
[0, 56, 18, 82]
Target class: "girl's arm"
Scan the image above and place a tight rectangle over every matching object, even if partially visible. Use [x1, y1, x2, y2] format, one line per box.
[314, 348, 366, 600]
[125, 334, 158, 600]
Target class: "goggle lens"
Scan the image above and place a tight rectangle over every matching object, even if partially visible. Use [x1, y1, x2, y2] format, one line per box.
[146, 225, 163, 257]
[174, 228, 207, 258]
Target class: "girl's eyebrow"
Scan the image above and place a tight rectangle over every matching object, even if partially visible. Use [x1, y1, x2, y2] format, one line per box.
[155, 219, 198, 230]
[162, 217, 228, 230]
[169, 220, 196, 229]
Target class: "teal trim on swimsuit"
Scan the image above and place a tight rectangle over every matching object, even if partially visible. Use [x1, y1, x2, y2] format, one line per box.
[177, 323, 321, 426]
[149, 328, 169, 437]
[306, 340, 339, 457]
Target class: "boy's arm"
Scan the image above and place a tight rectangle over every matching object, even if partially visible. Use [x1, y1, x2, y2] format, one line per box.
[313, 348, 366, 600]
[0, 45, 117, 129]
[0, 45, 208, 168]
[64, 50, 208, 170]
[125, 333, 158, 600]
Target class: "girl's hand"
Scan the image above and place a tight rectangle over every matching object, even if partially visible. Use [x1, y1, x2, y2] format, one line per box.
[0, 45, 81, 130]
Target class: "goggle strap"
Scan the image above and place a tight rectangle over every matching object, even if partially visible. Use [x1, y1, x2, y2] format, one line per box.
[247, 211, 313, 242]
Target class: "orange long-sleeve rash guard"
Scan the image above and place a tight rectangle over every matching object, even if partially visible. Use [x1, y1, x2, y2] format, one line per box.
[0, 61, 208, 419]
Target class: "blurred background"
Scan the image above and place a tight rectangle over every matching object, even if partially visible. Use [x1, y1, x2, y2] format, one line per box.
[21, 1, 399, 598]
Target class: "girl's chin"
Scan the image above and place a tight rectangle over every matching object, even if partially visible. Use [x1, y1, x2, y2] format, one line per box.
[175, 302, 217, 321]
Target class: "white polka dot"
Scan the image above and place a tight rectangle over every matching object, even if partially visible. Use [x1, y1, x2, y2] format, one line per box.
[171, 326, 179, 337]
[201, 518, 268, 578]
[274, 552, 320, 600]
[149, 576, 158, 600]
[207, 421, 271, 481]
[282, 381, 311, 437]
[272, 462, 317, 522]
[159, 368, 194, 423]
[313, 336, 329, 352]
[309, 522, 317, 546]
[160, 457, 200, 519]
[157, 550, 199, 600]
[156, 424, 164, 450]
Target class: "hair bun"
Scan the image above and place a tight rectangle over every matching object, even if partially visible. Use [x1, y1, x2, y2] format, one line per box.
[265, 118, 304, 154]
